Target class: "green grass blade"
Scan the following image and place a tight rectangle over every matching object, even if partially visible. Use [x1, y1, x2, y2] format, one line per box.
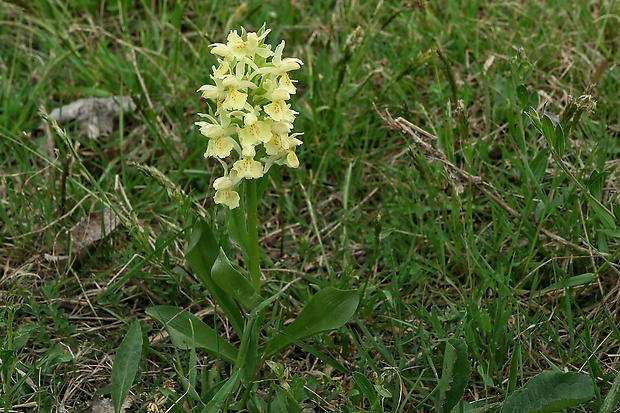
[201, 370, 241, 413]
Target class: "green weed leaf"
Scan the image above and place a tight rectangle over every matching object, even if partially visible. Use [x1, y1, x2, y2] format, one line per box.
[586, 170, 610, 200]
[528, 91, 539, 110]
[267, 287, 359, 356]
[516, 85, 529, 109]
[504, 371, 594, 413]
[111, 320, 143, 413]
[601, 367, 620, 413]
[146, 306, 237, 364]
[554, 124, 565, 157]
[436, 338, 469, 413]
[541, 115, 555, 149]
[211, 248, 262, 312]
[185, 218, 244, 334]
[526, 107, 542, 132]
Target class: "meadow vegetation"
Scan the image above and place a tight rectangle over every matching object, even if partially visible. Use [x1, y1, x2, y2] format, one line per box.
[1, 0, 619, 412]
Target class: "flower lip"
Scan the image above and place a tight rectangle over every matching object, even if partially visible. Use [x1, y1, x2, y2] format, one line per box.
[214, 188, 240, 209]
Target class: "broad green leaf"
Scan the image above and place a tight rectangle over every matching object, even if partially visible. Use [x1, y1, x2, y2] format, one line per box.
[13, 324, 38, 350]
[111, 320, 143, 413]
[212, 248, 262, 311]
[185, 218, 244, 334]
[201, 370, 241, 413]
[146, 306, 237, 364]
[436, 338, 469, 413]
[225, 199, 250, 259]
[504, 371, 594, 413]
[267, 287, 359, 356]
[541, 273, 594, 293]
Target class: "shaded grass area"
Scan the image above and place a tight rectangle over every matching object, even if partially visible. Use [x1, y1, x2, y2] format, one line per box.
[1, 0, 619, 411]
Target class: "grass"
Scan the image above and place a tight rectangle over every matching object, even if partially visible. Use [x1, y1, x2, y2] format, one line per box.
[1, 0, 619, 411]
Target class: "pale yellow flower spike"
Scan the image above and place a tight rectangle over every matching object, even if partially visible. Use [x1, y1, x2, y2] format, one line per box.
[197, 25, 303, 208]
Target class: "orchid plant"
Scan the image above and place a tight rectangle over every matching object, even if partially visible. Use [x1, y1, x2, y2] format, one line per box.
[143, 26, 359, 411]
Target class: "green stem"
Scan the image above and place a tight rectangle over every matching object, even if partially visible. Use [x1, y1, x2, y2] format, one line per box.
[245, 179, 261, 294]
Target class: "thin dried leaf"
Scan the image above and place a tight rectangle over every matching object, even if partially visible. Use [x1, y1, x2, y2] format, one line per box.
[70, 208, 120, 254]
[483, 54, 495, 72]
[44, 208, 121, 265]
[81, 396, 132, 413]
[48, 96, 136, 139]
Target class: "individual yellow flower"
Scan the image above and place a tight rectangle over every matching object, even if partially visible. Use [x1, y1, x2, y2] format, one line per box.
[276, 73, 294, 94]
[197, 77, 225, 101]
[211, 28, 274, 60]
[264, 133, 286, 156]
[260, 41, 303, 75]
[205, 137, 235, 159]
[223, 88, 247, 110]
[280, 148, 301, 168]
[213, 172, 241, 209]
[264, 100, 296, 122]
[196, 114, 239, 159]
[271, 121, 294, 135]
[226, 29, 273, 59]
[262, 78, 291, 102]
[233, 156, 264, 179]
[238, 120, 272, 149]
[213, 59, 232, 78]
[263, 134, 303, 172]
[221, 70, 255, 110]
